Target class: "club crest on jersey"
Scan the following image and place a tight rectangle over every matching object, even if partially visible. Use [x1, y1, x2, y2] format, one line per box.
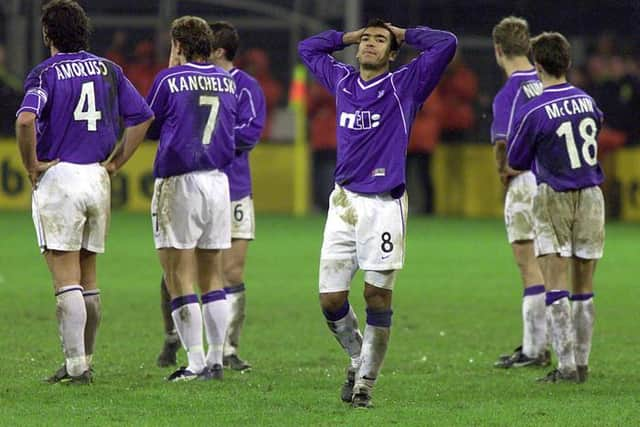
[339, 110, 381, 130]
[377, 90, 385, 98]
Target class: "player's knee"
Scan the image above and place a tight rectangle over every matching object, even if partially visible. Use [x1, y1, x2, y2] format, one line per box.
[512, 243, 542, 283]
[224, 265, 244, 285]
[319, 291, 348, 313]
[363, 271, 395, 309]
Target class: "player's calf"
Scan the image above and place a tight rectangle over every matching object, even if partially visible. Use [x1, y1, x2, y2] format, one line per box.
[223, 283, 251, 371]
[157, 276, 180, 367]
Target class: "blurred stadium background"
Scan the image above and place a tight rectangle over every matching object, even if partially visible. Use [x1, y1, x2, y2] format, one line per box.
[1, 3, 639, 424]
[0, 0, 639, 219]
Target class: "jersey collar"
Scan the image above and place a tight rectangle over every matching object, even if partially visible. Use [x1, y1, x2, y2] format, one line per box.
[357, 72, 391, 90]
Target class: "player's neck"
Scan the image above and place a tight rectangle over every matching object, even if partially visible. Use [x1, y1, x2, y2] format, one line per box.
[503, 56, 533, 77]
[541, 75, 568, 88]
[189, 55, 208, 64]
[213, 59, 233, 72]
[50, 45, 60, 57]
[359, 65, 389, 81]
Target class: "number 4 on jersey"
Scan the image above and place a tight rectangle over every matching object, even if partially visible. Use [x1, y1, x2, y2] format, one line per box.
[74, 81, 102, 131]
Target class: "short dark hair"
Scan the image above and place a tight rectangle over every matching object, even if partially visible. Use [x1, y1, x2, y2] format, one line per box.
[210, 21, 239, 61]
[171, 16, 212, 62]
[531, 32, 571, 78]
[363, 18, 399, 52]
[492, 16, 530, 57]
[41, 0, 90, 52]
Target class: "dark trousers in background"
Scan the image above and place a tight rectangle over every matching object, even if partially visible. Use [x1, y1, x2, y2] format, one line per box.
[406, 152, 434, 215]
[312, 149, 336, 212]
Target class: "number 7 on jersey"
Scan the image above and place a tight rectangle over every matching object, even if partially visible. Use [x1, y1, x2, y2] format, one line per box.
[199, 95, 220, 145]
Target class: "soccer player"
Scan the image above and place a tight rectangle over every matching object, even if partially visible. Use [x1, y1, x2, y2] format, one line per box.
[299, 19, 456, 407]
[15, 0, 153, 384]
[490, 17, 549, 368]
[147, 16, 237, 381]
[156, 21, 266, 372]
[508, 32, 604, 383]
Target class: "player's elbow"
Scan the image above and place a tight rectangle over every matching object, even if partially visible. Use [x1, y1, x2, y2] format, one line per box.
[297, 39, 316, 61]
[297, 40, 307, 56]
[15, 112, 36, 129]
[443, 34, 458, 60]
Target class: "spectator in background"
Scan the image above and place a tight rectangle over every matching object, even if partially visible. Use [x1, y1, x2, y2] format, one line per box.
[585, 35, 640, 154]
[407, 88, 444, 214]
[579, 35, 640, 218]
[0, 44, 22, 135]
[237, 48, 282, 139]
[439, 52, 478, 141]
[308, 81, 337, 211]
[128, 40, 163, 96]
[104, 30, 129, 71]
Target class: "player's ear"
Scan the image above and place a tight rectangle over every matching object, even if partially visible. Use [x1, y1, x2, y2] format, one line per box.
[171, 39, 183, 56]
[389, 50, 397, 62]
[534, 61, 544, 75]
[42, 27, 50, 47]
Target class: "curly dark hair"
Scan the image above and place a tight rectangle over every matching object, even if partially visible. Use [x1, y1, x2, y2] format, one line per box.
[210, 21, 239, 61]
[171, 16, 212, 62]
[364, 18, 400, 52]
[41, 0, 90, 52]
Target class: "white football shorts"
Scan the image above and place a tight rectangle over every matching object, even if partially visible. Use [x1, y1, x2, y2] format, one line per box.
[230, 195, 255, 240]
[151, 169, 231, 250]
[504, 171, 537, 243]
[533, 183, 605, 259]
[32, 162, 110, 253]
[319, 185, 407, 293]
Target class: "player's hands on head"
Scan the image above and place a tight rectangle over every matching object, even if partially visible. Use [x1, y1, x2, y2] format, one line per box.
[28, 159, 59, 188]
[385, 23, 406, 45]
[343, 28, 366, 45]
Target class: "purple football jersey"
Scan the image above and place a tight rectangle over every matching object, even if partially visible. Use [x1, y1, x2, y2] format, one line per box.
[147, 63, 237, 178]
[224, 68, 266, 201]
[491, 69, 542, 146]
[508, 83, 604, 191]
[299, 27, 457, 197]
[17, 51, 153, 164]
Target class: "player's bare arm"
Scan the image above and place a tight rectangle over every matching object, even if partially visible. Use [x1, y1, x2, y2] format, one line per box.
[16, 111, 59, 186]
[493, 139, 520, 186]
[102, 117, 154, 174]
[385, 23, 406, 45]
[342, 28, 365, 45]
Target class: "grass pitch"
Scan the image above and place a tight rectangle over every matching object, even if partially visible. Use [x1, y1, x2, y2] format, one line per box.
[0, 211, 638, 426]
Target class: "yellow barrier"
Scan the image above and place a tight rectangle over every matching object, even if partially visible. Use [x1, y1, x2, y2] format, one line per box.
[432, 144, 504, 218]
[2, 139, 639, 221]
[610, 147, 640, 221]
[0, 140, 308, 214]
